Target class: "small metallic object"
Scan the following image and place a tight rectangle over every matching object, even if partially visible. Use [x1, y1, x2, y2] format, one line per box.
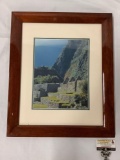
[101, 148, 111, 160]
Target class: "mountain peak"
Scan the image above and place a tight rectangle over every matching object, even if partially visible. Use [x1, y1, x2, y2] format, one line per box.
[52, 39, 89, 81]
[67, 40, 82, 49]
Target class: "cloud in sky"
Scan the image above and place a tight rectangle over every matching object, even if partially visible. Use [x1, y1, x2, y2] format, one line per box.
[35, 38, 68, 46]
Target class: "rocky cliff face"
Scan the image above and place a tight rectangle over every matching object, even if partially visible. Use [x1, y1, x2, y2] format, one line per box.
[52, 40, 82, 78]
[52, 39, 89, 82]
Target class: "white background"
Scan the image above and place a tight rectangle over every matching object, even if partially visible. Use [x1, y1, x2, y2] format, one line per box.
[0, 0, 119, 160]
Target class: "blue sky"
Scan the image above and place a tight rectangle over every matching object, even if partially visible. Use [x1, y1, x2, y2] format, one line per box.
[35, 39, 68, 47]
[34, 39, 68, 68]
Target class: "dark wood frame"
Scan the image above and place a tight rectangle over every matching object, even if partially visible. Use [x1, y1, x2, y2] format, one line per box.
[7, 12, 115, 137]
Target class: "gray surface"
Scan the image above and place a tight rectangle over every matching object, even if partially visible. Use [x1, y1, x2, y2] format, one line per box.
[0, 0, 120, 159]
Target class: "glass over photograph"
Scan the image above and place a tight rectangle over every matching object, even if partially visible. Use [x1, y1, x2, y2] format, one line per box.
[32, 38, 90, 110]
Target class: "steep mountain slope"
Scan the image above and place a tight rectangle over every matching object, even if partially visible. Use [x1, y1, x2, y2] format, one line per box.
[64, 39, 89, 81]
[53, 39, 89, 82]
[52, 40, 82, 78]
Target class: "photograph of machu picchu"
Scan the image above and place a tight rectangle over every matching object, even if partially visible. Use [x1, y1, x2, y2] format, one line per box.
[32, 38, 89, 110]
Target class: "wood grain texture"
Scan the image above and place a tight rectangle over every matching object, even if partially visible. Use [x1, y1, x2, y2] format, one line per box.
[7, 12, 115, 137]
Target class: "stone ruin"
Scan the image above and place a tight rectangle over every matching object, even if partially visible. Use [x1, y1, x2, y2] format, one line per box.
[57, 80, 86, 94]
[33, 80, 87, 103]
[33, 83, 60, 102]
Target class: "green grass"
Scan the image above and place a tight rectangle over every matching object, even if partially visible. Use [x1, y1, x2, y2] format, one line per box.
[60, 103, 71, 108]
[57, 100, 69, 104]
[48, 92, 59, 95]
[42, 96, 60, 103]
[59, 93, 77, 97]
[42, 96, 58, 102]
[61, 103, 71, 107]
[33, 104, 47, 109]
[42, 96, 58, 100]
[49, 96, 59, 100]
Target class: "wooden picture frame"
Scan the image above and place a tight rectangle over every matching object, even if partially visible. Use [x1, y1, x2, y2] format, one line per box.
[7, 12, 115, 137]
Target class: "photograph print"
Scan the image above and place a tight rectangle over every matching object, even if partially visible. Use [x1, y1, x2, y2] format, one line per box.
[32, 38, 90, 110]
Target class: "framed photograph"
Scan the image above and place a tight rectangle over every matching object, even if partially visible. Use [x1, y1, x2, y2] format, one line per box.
[33, 38, 90, 110]
[7, 12, 115, 137]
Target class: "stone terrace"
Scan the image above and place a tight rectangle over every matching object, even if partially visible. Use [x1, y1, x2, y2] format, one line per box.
[33, 80, 87, 109]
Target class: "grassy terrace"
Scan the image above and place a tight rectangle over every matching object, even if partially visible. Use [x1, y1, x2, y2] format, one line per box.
[48, 92, 81, 96]
[33, 92, 83, 109]
[42, 96, 59, 102]
[33, 94, 71, 109]
[42, 96, 69, 104]
[33, 104, 47, 109]
[33, 102, 71, 109]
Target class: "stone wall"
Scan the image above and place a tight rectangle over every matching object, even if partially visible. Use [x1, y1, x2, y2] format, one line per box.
[48, 92, 59, 97]
[58, 84, 68, 92]
[58, 81, 76, 93]
[57, 93, 75, 103]
[39, 89, 47, 100]
[47, 83, 60, 92]
[76, 80, 86, 93]
[57, 80, 86, 93]
[33, 83, 60, 102]
[33, 89, 47, 102]
[58, 82, 76, 93]
[33, 80, 87, 103]
[34, 83, 60, 93]
[41, 97, 50, 105]
[41, 97, 60, 108]
[67, 81, 76, 93]
[33, 84, 47, 91]
[48, 101, 60, 108]
[33, 91, 40, 102]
